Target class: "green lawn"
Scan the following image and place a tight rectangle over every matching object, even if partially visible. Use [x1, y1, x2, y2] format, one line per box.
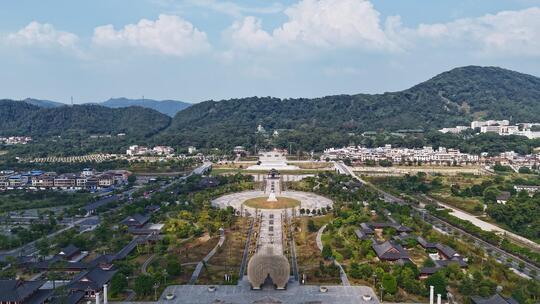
[243, 197, 300, 209]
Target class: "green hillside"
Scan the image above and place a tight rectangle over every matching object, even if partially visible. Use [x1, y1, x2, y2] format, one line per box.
[163, 66, 540, 150]
[0, 100, 171, 138]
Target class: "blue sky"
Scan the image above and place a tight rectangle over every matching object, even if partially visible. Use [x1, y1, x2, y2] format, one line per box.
[1, 0, 539, 104]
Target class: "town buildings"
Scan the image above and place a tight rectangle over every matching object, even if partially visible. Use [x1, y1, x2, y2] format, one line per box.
[0, 136, 32, 145]
[0, 169, 130, 191]
[440, 120, 540, 139]
[126, 145, 175, 156]
[324, 145, 479, 165]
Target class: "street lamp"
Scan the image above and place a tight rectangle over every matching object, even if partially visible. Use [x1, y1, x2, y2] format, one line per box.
[153, 283, 160, 301]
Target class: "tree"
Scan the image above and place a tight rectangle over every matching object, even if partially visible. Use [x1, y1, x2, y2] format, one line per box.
[166, 258, 182, 276]
[518, 166, 531, 174]
[307, 219, 317, 232]
[379, 159, 393, 167]
[458, 277, 474, 296]
[322, 244, 333, 260]
[36, 238, 50, 256]
[483, 187, 500, 203]
[110, 273, 128, 297]
[382, 273, 398, 294]
[134, 275, 154, 296]
[128, 175, 137, 184]
[425, 271, 447, 298]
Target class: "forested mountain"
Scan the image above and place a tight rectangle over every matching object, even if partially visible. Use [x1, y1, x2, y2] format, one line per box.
[23, 98, 65, 108]
[163, 66, 540, 149]
[0, 100, 171, 137]
[2, 66, 540, 151]
[20, 97, 191, 116]
[102, 98, 191, 116]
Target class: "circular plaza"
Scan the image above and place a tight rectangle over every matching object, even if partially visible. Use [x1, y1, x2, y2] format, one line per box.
[212, 190, 333, 216]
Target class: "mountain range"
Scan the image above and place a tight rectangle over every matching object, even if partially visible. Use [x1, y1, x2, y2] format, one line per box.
[0, 100, 171, 138]
[164, 66, 540, 150]
[21, 97, 191, 117]
[2, 66, 540, 150]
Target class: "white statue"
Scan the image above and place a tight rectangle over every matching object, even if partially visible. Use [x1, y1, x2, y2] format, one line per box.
[268, 190, 278, 202]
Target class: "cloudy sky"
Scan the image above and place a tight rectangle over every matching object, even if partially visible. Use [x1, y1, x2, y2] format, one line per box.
[1, 0, 540, 103]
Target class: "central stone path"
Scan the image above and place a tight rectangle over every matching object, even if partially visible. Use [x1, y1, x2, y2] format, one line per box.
[257, 210, 283, 254]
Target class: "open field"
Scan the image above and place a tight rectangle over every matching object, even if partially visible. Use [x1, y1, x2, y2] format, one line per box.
[200, 218, 249, 284]
[289, 162, 333, 170]
[353, 165, 485, 176]
[243, 197, 301, 209]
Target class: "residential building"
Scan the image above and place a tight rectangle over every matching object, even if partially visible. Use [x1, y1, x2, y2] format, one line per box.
[67, 267, 116, 298]
[471, 294, 518, 304]
[0, 280, 49, 304]
[153, 146, 174, 155]
[372, 241, 411, 264]
[120, 213, 151, 228]
[514, 185, 540, 195]
[58, 244, 81, 260]
[496, 191, 511, 204]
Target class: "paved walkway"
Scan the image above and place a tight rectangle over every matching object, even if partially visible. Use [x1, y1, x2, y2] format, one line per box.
[189, 229, 226, 284]
[141, 254, 156, 275]
[257, 210, 284, 254]
[316, 224, 350, 286]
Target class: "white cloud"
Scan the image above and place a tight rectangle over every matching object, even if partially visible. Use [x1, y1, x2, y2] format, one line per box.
[228, 16, 273, 49]
[6, 21, 79, 49]
[403, 7, 540, 56]
[226, 1, 540, 58]
[181, 0, 283, 17]
[92, 14, 210, 57]
[226, 0, 398, 52]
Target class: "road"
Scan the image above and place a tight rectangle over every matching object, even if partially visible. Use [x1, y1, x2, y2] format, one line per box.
[0, 217, 88, 261]
[333, 161, 540, 281]
[422, 194, 540, 251]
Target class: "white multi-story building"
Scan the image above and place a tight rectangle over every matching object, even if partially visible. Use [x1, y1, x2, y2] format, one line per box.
[126, 145, 151, 156]
[439, 126, 469, 134]
[153, 146, 174, 155]
[323, 145, 479, 164]
[471, 120, 509, 129]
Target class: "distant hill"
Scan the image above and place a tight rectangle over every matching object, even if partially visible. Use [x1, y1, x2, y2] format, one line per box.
[3, 66, 540, 151]
[21, 97, 191, 117]
[164, 66, 540, 150]
[102, 98, 191, 116]
[23, 98, 65, 108]
[0, 100, 171, 137]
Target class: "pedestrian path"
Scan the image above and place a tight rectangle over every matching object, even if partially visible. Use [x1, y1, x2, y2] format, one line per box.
[189, 229, 226, 284]
[316, 224, 350, 286]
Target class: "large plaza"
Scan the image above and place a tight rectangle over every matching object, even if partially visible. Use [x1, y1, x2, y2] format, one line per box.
[158, 281, 379, 304]
[212, 190, 333, 216]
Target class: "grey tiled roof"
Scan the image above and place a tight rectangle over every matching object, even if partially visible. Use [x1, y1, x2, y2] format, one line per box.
[0, 280, 45, 302]
[372, 241, 410, 261]
[471, 294, 517, 304]
[59, 244, 80, 257]
[69, 267, 117, 291]
[120, 213, 151, 226]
